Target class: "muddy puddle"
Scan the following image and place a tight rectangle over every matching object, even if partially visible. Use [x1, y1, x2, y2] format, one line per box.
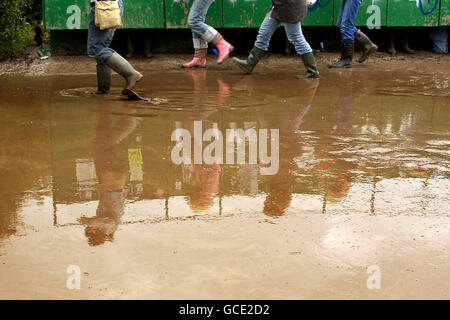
[0, 65, 449, 299]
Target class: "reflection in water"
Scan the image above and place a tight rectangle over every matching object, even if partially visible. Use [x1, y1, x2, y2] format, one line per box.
[80, 100, 141, 246]
[258, 81, 319, 217]
[318, 71, 362, 207]
[0, 70, 448, 243]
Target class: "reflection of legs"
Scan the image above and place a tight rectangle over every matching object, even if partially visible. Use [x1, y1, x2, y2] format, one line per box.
[233, 12, 278, 74]
[283, 22, 319, 78]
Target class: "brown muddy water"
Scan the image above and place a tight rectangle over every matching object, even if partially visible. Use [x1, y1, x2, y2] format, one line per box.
[0, 64, 449, 299]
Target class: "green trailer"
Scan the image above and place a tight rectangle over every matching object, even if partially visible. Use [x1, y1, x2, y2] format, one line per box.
[440, 0, 450, 25]
[333, 0, 387, 27]
[223, 0, 271, 28]
[43, 0, 449, 55]
[43, 0, 165, 29]
[165, 0, 222, 28]
[387, 0, 440, 26]
[303, 0, 334, 26]
[43, 0, 450, 29]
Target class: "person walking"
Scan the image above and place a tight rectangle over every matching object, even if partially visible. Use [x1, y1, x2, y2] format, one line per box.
[88, 0, 143, 98]
[182, 0, 234, 68]
[329, 0, 378, 68]
[232, 0, 319, 79]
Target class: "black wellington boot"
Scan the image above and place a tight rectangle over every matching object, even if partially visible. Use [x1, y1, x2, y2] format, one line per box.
[96, 64, 112, 94]
[355, 29, 378, 63]
[328, 41, 354, 68]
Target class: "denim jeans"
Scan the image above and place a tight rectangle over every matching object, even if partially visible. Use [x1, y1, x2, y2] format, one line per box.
[255, 10, 312, 55]
[187, 0, 218, 49]
[336, 0, 362, 41]
[430, 27, 448, 54]
[87, 0, 123, 65]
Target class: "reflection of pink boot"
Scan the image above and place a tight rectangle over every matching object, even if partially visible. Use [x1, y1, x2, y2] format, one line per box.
[216, 79, 230, 108]
[212, 34, 234, 64]
[182, 49, 207, 68]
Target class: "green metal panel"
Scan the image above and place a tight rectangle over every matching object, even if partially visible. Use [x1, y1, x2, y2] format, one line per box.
[223, 0, 271, 28]
[333, 0, 387, 27]
[440, 0, 450, 26]
[122, 0, 165, 28]
[303, 0, 334, 26]
[223, 0, 334, 27]
[165, 0, 222, 29]
[387, 0, 440, 26]
[44, 0, 164, 30]
[44, 0, 90, 30]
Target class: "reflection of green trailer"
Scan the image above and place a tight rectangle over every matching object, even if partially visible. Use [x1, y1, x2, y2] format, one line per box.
[333, 0, 387, 27]
[43, 0, 165, 30]
[387, 0, 440, 26]
[165, 0, 222, 28]
[439, 0, 450, 25]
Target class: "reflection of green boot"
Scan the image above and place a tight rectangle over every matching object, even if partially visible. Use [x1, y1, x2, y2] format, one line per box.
[105, 52, 143, 95]
[297, 52, 319, 79]
[233, 46, 265, 74]
[96, 63, 112, 94]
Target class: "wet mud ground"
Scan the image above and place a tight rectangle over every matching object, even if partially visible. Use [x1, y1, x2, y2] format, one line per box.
[0, 53, 449, 299]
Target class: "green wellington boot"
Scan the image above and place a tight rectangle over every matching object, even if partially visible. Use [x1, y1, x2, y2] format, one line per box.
[233, 46, 265, 74]
[297, 52, 319, 79]
[96, 64, 112, 94]
[105, 52, 143, 96]
[329, 41, 354, 68]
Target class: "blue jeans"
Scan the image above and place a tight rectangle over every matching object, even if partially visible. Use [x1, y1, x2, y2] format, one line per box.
[430, 27, 448, 53]
[188, 0, 218, 49]
[255, 10, 312, 55]
[337, 0, 362, 41]
[87, 0, 123, 65]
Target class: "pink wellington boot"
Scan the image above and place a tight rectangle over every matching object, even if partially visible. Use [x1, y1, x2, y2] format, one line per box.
[182, 49, 207, 68]
[212, 34, 234, 64]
